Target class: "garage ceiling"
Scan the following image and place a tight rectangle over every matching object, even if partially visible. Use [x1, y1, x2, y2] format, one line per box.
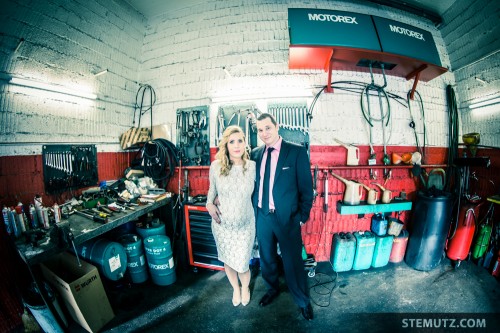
[123, 0, 457, 24]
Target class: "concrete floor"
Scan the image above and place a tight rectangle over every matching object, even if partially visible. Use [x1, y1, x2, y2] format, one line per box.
[78, 259, 500, 333]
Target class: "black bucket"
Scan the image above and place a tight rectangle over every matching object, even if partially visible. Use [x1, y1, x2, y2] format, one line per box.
[405, 190, 453, 271]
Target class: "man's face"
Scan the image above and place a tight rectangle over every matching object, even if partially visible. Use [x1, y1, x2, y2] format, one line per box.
[257, 117, 279, 147]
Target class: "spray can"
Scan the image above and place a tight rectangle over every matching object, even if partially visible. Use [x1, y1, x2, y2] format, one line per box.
[34, 195, 44, 228]
[2, 206, 12, 235]
[8, 208, 20, 237]
[53, 203, 61, 224]
[15, 203, 28, 233]
[28, 204, 39, 229]
[41, 207, 50, 229]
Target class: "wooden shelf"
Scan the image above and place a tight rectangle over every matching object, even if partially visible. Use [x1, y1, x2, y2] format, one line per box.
[336, 200, 412, 215]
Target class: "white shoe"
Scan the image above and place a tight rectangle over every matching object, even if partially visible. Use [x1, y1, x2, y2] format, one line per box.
[232, 288, 241, 306]
[241, 287, 250, 306]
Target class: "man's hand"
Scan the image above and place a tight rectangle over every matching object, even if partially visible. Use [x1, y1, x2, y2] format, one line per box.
[206, 202, 222, 224]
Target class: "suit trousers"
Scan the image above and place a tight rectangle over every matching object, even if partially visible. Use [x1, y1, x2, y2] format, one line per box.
[256, 208, 309, 308]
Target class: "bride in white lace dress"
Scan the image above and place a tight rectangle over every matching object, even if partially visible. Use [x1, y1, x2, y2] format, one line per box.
[206, 125, 256, 307]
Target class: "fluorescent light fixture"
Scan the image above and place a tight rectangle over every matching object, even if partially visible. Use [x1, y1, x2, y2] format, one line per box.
[14, 38, 24, 53]
[94, 69, 108, 77]
[469, 96, 500, 109]
[474, 77, 487, 84]
[9, 77, 97, 100]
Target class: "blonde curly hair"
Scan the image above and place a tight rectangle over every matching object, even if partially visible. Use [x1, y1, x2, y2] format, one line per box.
[215, 125, 249, 176]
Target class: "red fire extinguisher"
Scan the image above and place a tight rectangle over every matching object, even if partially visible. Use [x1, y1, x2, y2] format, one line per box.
[446, 203, 479, 265]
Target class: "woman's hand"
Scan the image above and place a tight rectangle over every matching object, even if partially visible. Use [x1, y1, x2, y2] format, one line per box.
[206, 202, 222, 224]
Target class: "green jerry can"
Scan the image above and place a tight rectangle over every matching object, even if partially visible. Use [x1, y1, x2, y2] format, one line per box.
[371, 234, 394, 268]
[330, 232, 356, 272]
[353, 231, 376, 270]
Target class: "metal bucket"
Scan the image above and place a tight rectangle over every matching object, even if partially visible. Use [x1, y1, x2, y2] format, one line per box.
[330, 232, 356, 272]
[390, 230, 409, 263]
[76, 238, 127, 281]
[371, 235, 394, 268]
[117, 233, 149, 284]
[353, 231, 376, 270]
[144, 235, 176, 286]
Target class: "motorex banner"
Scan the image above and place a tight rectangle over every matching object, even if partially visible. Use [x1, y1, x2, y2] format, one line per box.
[288, 8, 381, 51]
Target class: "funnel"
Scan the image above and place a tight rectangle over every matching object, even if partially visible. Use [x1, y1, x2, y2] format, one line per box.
[462, 132, 480, 157]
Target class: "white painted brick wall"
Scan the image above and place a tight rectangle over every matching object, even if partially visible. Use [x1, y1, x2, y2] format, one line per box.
[139, 0, 454, 150]
[440, 0, 500, 147]
[3, 0, 494, 156]
[0, 0, 146, 155]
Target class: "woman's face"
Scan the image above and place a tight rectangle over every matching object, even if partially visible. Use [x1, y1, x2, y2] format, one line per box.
[227, 132, 245, 160]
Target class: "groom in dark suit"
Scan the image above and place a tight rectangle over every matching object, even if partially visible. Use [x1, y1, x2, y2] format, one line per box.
[251, 113, 314, 320]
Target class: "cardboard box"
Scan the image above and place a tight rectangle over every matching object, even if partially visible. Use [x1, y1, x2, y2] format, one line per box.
[41, 252, 114, 333]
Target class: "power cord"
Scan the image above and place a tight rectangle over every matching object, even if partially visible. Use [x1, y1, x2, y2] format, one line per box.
[309, 270, 338, 308]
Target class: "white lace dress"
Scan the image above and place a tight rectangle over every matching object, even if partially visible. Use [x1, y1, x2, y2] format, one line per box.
[207, 160, 256, 273]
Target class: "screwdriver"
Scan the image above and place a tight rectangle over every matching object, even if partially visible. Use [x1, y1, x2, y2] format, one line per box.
[74, 210, 108, 223]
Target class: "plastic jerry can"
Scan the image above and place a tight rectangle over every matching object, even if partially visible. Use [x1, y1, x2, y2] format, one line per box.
[371, 213, 387, 236]
[389, 230, 409, 263]
[371, 234, 394, 268]
[330, 232, 356, 272]
[353, 231, 376, 270]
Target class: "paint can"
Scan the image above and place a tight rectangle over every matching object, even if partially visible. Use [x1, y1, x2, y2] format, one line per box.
[144, 235, 176, 286]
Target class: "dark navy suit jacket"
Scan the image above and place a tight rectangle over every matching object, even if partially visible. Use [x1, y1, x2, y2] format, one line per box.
[251, 140, 313, 230]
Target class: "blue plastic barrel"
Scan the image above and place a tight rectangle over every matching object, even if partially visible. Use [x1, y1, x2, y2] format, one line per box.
[371, 235, 394, 268]
[143, 235, 176, 286]
[76, 238, 127, 281]
[353, 231, 376, 270]
[330, 232, 356, 272]
[117, 233, 149, 284]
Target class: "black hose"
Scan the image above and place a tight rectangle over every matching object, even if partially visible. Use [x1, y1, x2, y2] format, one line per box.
[446, 85, 460, 192]
[142, 139, 179, 185]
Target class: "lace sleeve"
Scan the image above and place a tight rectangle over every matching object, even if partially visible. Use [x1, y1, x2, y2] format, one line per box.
[206, 161, 218, 205]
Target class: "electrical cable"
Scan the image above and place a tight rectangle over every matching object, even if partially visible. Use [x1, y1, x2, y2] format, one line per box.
[133, 84, 157, 136]
[407, 90, 427, 163]
[308, 271, 338, 308]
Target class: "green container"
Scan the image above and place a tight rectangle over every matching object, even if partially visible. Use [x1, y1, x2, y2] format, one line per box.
[117, 234, 148, 284]
[472, 224, 492, 260]
[76, 238, 127, 281]
[353, 231, 376, 270]
[371, 235, 394, 268]
[136, 221, 166, 239]
[144, 235, 176, 286]
[330, 232, 356, 272]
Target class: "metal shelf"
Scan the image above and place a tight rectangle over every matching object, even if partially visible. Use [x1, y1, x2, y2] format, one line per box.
[336, 200, 412, 215]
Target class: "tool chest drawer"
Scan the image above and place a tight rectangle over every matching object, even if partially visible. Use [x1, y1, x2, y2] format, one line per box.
[184, 205, 224, 271]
